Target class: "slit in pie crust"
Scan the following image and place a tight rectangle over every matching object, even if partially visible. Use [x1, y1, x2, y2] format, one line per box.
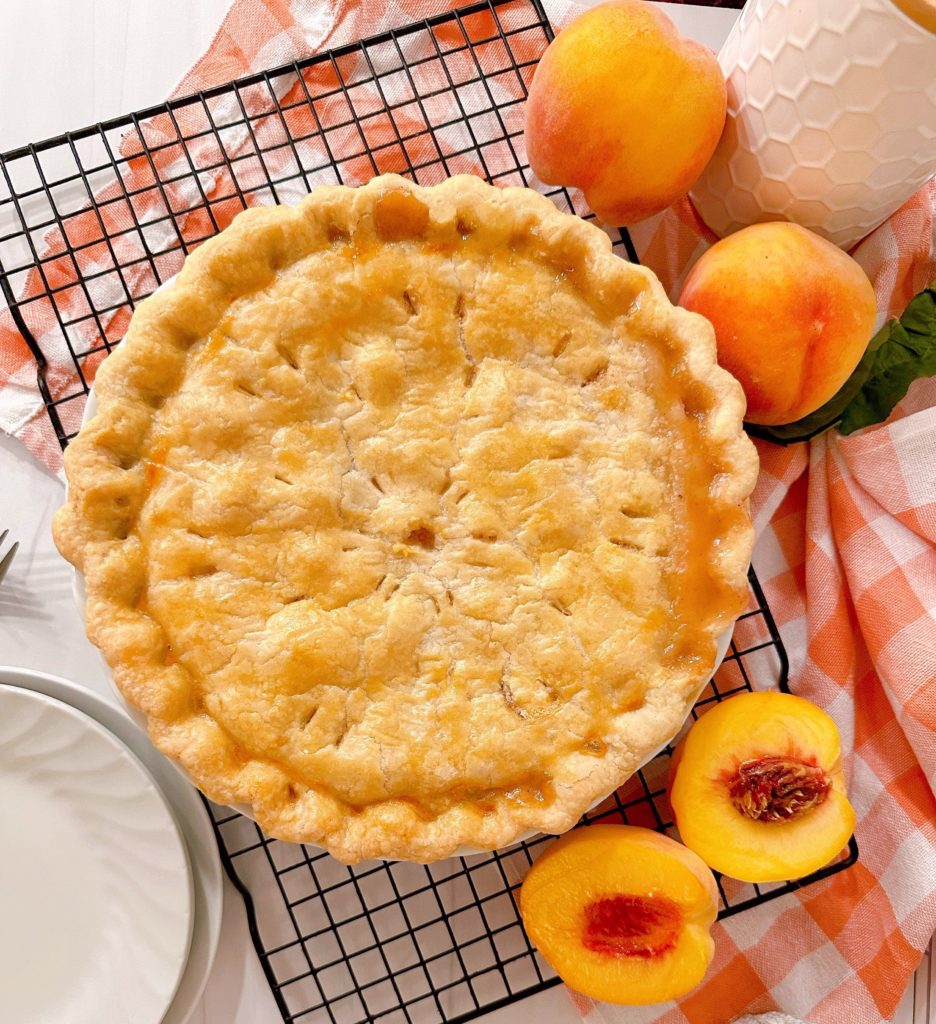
[54, 175, 758, 863]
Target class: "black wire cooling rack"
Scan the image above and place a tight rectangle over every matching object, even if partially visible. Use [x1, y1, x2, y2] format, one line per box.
[0, 1, 857, 1021]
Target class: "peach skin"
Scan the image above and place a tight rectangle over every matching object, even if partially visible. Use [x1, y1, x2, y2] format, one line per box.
[669, 692, 857, 883]
[520, 825, 718, 1005]
[678, 222, 877, 425]
[524, 0, 727, 225]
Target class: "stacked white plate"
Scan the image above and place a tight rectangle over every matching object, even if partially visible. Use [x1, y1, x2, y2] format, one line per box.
[0, 666, 223, 1024]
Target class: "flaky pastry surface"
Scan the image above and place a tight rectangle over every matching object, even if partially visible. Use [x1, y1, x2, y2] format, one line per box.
[54, 175, 758, 863]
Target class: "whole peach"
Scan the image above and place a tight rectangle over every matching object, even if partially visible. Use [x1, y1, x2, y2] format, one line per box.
[524, 0, 727, 225]
[678, 222, 877, 426]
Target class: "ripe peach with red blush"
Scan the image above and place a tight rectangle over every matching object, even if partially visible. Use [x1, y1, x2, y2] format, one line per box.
[678, 222, 876, 425]
[524, 0, 727, 225]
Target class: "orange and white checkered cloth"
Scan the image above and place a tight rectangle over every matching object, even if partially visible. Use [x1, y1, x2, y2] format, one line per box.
[1, 3, 934, 1022]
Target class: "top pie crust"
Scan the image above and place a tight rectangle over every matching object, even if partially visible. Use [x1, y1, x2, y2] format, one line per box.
[54, 175, 758, 863]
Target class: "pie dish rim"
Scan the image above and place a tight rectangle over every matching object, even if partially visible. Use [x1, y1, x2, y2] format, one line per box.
[70, 291, 737, 859]
[53, 174, 759, 862]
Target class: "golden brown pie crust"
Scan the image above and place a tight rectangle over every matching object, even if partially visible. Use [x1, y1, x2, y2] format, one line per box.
[54, 175, 758, 863]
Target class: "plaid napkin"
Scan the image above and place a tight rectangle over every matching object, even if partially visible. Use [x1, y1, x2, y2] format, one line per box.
[2, 2, 934, 1022]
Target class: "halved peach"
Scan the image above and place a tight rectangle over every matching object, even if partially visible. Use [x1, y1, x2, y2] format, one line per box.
[669, 692, 856, 883]
[520, 825, 717, 1005]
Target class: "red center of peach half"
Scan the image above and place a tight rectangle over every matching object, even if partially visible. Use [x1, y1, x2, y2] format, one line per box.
[582, 894, 683, 959]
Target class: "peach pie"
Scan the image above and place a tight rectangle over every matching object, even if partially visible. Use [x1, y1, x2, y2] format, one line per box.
[54, 175, 758, 863]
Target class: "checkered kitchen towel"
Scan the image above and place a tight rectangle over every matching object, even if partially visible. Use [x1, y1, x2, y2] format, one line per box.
[1, 2, 934, 1021]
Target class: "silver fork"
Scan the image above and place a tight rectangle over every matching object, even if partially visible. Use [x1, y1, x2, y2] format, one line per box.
[0, 529, 19, 585]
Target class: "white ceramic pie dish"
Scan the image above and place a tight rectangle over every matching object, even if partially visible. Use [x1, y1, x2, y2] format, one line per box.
[0, 665, 224, 1024]
[74, 345, 736, 859]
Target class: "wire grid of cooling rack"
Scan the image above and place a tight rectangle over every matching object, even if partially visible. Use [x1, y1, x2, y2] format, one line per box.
[0, 0, 856, 1021]
[0, 0, 638, 448]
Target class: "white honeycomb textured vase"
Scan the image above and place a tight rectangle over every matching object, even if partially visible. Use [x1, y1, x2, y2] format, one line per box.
[691, 0, 936, 250]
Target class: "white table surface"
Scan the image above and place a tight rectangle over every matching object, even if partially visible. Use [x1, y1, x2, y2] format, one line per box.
[0, 2, 931, 1022]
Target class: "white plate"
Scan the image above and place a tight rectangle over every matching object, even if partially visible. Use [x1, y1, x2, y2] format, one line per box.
[0, 683, 193, 1024]
[0, 666, 223, 1024]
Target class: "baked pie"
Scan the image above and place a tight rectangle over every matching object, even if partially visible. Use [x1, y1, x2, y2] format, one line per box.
[54, 175, 758, 863]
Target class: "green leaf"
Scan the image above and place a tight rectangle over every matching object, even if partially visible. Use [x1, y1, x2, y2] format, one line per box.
[839, 284, 936, 434]
[749, 282, 936, 445]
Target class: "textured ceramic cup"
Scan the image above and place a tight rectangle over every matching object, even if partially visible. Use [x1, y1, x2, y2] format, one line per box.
[691, 0, 936, 250]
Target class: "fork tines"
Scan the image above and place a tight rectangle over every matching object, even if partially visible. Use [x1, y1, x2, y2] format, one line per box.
[0, 529, 19, 585]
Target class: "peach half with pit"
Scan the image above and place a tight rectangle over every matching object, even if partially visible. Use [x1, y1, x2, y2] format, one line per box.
[669, 692, 857, 883]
